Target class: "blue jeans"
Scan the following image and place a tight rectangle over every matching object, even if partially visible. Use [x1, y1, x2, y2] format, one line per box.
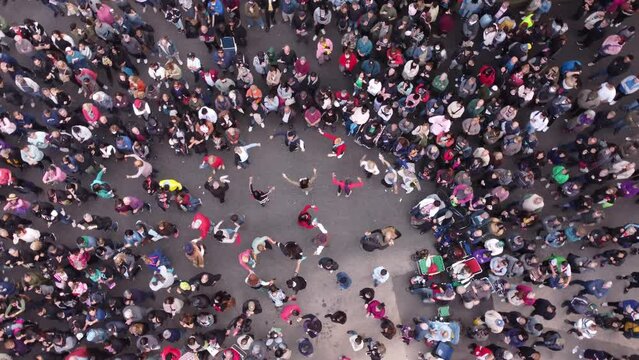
[246, 17, 265, 29]
[623, 100, 639, 112]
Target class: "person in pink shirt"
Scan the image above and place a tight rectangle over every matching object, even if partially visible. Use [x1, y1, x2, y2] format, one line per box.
[238, 248, 256, 272]
[366, 300, 386, 319]
[331, 172, 364, 197]
[280, 303, 301, 325]
[42, 164, 67, 185]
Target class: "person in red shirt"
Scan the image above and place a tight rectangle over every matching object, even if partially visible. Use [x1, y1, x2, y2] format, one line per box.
[386, 46, 405, 68]
[161, 345, 181, 360]
[472, 344, 494, 360]
[191, 212, 212, 241]
[200, 154, 225, 173]
[338, 50, 358, 75]
[318, 128, 346, 158]
[331, 173, 364, 197]
[438, 10, 455, 37]
[297, 204, 327, 234]
[366, 300, 386, 319]
[280, 303, 302, 324]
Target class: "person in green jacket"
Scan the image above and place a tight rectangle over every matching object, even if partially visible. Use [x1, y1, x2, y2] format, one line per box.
[551, 165, 570, 185]
[466, 98, 486, 117]
[91, 167, 115, 199]
[431, 73, 450, 98]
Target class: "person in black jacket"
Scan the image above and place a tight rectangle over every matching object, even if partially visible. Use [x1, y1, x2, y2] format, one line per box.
[589, 55, 634, 82]
[260, 0, 279, 30]
[292, 10, 313, 43]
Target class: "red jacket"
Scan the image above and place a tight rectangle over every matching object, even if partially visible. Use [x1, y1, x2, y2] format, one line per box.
[322, 132, 346, 156]
[280, 303, 302, 322]
[478, 65, 496, 87]
[339, 53, 358, 72]
[192, 212, 211, 239]
[386, 48, 405, 66]
[438, 13, 455, 33]
[332, 177, 364, 190]
[161, 346, 181, 360]
[298, 204, 317, 229]
[203, 154, 225, 169]
[0, 168, 12, 186]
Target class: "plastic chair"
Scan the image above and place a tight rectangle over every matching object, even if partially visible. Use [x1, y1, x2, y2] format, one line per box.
[437, 306, 450, 320]
[472, 249, 492, 265]
[434, 341, 454, 360]
[417, 255, 446, 276]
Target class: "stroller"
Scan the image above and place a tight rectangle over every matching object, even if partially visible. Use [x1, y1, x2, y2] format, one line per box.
[448, 257, 483, 286]
[221, 36, 237, 57]
[417, 255, 446, 278]
[356, 121, 384, 149]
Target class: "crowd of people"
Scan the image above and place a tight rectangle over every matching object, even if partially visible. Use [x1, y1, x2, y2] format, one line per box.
[0, 0, 638, 359]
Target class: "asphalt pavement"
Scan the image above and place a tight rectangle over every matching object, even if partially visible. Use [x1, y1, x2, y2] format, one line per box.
[1, 1, 639, 359]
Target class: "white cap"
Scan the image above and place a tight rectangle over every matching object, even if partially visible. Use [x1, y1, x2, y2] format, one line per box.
[484, 238, 504, 256]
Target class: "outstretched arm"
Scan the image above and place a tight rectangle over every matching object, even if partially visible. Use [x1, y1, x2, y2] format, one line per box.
[282, 173, 299, 186]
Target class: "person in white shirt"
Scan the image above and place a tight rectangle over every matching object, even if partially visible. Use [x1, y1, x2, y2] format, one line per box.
[133, 99, 151, 120]
[597, 82, 617, 105]
[527, 110, 549, 133]
[13, 226, 41, 245]
[198, 106, 218, 124]
[377, 104, 394, 123]
[148, 62, 168, 88]
[346, 331, 365, 352]
[372, 266, 390, 287]
[360, 155, 380, 178]
[71, 125, 93, 143]
[149, 266, 175, 292]
[234, 143, 261, 169]
[186, 52, 202, 83]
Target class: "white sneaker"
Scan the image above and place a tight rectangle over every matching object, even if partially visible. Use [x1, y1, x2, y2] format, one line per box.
[143, 59, 148, 64]
[136, 58, 141, 64]
[78, 88, 83, 94]
[248, 126, 253, 132]
[178, 60, 183, 65]
[312, 35, 318, 41]
[321, 28, 326, 35]
[572, 346, 579, 354]
[259, 122, 265, 128]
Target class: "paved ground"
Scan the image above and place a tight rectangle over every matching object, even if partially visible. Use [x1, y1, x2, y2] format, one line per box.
[1, 1, 639, 359]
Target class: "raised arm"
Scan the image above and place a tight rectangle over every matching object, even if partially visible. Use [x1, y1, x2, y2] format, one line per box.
[213, 220, 224, 233]
[308, 168, 318, 185]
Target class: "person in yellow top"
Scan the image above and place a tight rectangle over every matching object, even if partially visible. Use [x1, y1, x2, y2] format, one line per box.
[159, 179, 187, 192]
